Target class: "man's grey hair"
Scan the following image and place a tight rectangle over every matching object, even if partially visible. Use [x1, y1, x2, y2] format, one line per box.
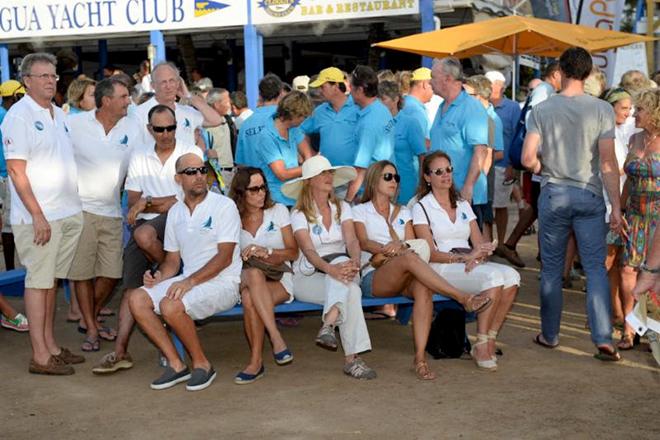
[433, 57, 463, 81]
[207, 88, 229, 106]
[151, 61, 180, 80]
[19, 53, 57, 80]
[95, 78, 127, 108]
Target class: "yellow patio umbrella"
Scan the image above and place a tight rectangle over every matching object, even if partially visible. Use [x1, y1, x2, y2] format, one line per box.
[373, 15, 655, 59]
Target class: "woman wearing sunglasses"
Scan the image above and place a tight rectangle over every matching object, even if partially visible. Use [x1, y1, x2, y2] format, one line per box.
[282, 155, 376, 380]
[353, 160, 491, 380]
[229, 167, 299, 384]
[412, 151, 520, 371]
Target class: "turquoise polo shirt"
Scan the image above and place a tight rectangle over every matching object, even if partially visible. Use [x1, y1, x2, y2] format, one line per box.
[353, 99, 395, 169]
[256, 117, 303, 206]
[402, 95, 431, 138]
[235, 105, 277, 167]
[0, 106, 7, 177]
[393, 112, 426, 205]
[486, 104, 504, 157]
[429, 90, 489, 204]
[301, 96, 358, 166]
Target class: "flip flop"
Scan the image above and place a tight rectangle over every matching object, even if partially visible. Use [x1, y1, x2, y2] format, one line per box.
[364, 311, 392, 321]
[98, 326, 117, 341]
[99, 308, 115, 317]
[81, 336, 100, 352]
[533, 333, 558, 349]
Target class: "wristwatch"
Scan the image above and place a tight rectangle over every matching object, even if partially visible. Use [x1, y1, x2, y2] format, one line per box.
[146, 196, 153, 209]
[640, 262, 660, 274]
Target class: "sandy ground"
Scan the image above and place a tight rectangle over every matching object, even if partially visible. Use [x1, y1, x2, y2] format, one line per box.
[2, 232, 660, 440]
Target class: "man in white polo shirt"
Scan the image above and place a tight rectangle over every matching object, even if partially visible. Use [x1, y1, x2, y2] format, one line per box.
[93, 104, 203, 374]
[1, 52, 85, 375]
[67, 78, 141, 352]
[134, 61, 222, 146]
[128, 152, 240, 391]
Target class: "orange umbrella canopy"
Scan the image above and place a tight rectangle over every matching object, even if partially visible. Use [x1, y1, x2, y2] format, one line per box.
[374, 15, 655, 59]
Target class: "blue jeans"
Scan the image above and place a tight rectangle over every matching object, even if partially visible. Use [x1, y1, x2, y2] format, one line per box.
[538, 184, 612, 346]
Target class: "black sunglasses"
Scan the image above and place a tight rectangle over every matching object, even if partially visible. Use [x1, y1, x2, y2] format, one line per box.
[382, 173, 400, 183]
[151, 124, 177, 133]
[246, 185, 267, 193]
[428, 166, 453, 176]
[178, 166, 208, 176]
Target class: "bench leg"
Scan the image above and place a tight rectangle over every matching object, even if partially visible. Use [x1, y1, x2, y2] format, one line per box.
[396, 303, 414, 325]
[170, 330, 186, 361]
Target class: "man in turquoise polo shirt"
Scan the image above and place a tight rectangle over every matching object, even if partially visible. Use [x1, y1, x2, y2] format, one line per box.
[302, 67, 359, 167]
[402, 67, 433, 141]
[429, 58, 489, 215]
[345, 65, 395, 203]
[234, 74, 284, 167]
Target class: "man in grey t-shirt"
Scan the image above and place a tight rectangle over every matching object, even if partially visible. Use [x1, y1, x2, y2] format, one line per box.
[522, 47, 624, 361]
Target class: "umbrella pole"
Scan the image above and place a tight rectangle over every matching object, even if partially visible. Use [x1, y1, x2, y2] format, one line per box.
[512, 33, 517, 100]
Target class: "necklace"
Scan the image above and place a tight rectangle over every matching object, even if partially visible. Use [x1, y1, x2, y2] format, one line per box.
[645, 133, 658, 149]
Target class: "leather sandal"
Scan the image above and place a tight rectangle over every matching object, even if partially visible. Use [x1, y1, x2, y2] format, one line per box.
[465, 294, 492, 314]
[471, 334, 497, 371]
[616, 333, 634, 351]
[487, 330, 499, 362]
[413, 360, 436, 381]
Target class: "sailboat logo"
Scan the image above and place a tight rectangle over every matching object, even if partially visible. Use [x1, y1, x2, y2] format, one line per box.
[202, 216, 213, 229]
[195, 1, 229, 18]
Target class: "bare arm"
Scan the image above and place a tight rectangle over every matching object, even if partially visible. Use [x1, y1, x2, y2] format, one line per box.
[241, 225, 299, 263]
[126, 190, 178, 225]
[462, 145, 488, 201]
[413, 224, 454, 264]
[345, 167, 366, 203]
[297, 138, 316, 161]
[341, 219, 362, 265]
[269, 160, 302, 182]
[6, 159, 50, 245]
[521, 132, 542, 174]
[599, 137, 623, 233]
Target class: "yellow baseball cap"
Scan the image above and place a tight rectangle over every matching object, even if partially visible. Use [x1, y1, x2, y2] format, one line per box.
[0, 80, 25, 97]
[411, 67, 432, 81]
[309, 67, 345, 88]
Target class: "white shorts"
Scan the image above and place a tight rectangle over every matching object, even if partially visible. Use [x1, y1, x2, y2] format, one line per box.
[430, 261, 520, 293]
[493, 166, 514, 209]
[144, 274, 240, 320]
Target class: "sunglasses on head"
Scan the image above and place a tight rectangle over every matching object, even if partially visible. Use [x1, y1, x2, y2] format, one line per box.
[382, 172, 400, 183]
[428, 166, 453, 176]
[151, 124, 177, 133]
[246, 184, 267, 193]
[178, 166, 208, 176]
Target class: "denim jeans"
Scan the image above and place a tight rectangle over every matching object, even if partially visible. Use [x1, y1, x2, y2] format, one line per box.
[538, 184, 612, 346]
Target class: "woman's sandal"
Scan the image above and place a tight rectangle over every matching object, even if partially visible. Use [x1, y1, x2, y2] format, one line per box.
[594, 345, 622, 362]
[471, 334, 497, 371]
[81, 336, 100, 352]
[465, 294, 492, 314]
[616, 334, 634, 350]
[413, 360, 436, 380]
[487, 330, 499, 362]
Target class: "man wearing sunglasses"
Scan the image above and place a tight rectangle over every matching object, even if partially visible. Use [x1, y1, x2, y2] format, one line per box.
[128, 152, 240, 391]
[93, 104, 203, 375]
[2, 53, 85, 375]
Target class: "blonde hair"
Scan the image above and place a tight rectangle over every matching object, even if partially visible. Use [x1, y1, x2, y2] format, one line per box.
[635, 88, 660, 131]
[275, 90, 313, 121]
[295, 180, 342, 225]
[66, 78, 96, 108]
[396, 70, 412, 95]
[360, 160, 399, 204]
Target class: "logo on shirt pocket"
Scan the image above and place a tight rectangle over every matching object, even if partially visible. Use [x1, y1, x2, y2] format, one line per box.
[461, 212, 468, 221]
[312, 224, 323, 235]
[120, 135, 128, 145]
[398, 218, 405, 226]
[184, 118, 191, 128]
[202, 216, 213, 230]
[267, 221, 276, 232]
[34, 121, 44, 131]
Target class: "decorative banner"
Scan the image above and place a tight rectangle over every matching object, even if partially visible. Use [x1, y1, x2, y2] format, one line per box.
[610, 42, 649, 86]
[252, 0, 419, 25]
[573, 0, 626, 86]
[0, 0, 247, 40]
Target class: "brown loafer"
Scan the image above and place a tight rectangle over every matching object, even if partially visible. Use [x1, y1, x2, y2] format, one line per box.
[497, 245, 526, 268]
[29, 356, 74, 375]
[55, 347, 85, 365]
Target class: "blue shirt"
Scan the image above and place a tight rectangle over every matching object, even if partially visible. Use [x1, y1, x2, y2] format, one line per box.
[300, 96, 359, 166]
[393, 112, 427, 205]
[235, 105, 277, 167]
[256, 117, 304, 206]
[493, 97, 521, 167]
[0, 106, 6, 177]
[429, 90, 489, 204]
[401, 95, 431, 138]
[486, 104, 504, 156]
[353, 99, 395, 169]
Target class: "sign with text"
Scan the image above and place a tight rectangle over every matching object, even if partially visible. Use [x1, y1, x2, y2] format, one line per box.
[252, 0, 419, 25]
[0, 0, 247, 40]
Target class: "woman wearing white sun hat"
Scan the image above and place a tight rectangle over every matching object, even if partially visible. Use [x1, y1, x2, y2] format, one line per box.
[283, 155, 376, 380]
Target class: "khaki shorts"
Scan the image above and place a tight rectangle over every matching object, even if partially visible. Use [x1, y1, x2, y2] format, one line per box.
[492, 166, 514, 209]
[0, 177, 11, 234]
[68, 211, 123, 280]
[13, 213, 83, 289]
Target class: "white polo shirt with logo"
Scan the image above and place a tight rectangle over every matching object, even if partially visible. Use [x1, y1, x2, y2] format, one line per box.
[134, 97, 204, 146]
[68, 111, 142, 218]
[1, 95, 81, 225]
[124, 141, 203, 220]
[164, 191, 242, 282]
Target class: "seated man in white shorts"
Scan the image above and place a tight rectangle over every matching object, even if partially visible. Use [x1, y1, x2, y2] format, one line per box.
[128, 153, 242, 391]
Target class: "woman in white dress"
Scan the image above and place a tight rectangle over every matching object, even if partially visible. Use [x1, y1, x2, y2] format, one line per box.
[282, 155, 376, 380]
[412, 151, 520, 371]
[230, 167, 299, 384]
[353, 160, 492, 380]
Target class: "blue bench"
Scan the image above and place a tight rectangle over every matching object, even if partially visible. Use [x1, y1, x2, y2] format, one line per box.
[0, 269, 27, 297]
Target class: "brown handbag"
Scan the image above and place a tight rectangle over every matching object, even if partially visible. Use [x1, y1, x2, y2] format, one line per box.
[367, 205, 403, 270]
[243, 257, 292, 281]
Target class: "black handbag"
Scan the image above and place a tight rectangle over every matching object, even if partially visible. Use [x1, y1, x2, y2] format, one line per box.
[426, 307, 468, 359]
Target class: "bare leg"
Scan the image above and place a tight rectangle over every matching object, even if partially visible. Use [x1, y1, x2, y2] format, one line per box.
[74, 280, 98, 339]
[113, 290, 135, 358]
[127, 289, 186, 372]
[240, 286, 265, 375]
[405, 280, 434, 364]
[619, 266, 638, 339]
[67, 283, 81, 321]
[505, 204, 536, 249]
[475, 287, 500, 361]
[25, 287, 51, 364]
[605, 246, 623, 324]
[160, 298, 210, 370]
[44, 286, 60, 355]
[0, 293, 19, 319]
[133, 224, 165, 264]
[487, 285, 518, 356]
[495, 207, 508, 244]
[93, 277, 119, 318]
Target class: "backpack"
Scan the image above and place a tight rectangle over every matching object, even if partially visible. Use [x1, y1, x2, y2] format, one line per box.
[508, 95, 532, 171]
[426, 305, 468, 359]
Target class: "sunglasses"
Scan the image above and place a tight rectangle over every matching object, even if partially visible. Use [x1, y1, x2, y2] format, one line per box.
[428, 166, 453, 176]
[246, 185, 267, 193]
[178, 166, 208, 176]
[382, 173, 400, 183]
[151, 124, 177, 133]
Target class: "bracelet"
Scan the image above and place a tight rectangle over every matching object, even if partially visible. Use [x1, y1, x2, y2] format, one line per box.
[641, 262, 660, 274]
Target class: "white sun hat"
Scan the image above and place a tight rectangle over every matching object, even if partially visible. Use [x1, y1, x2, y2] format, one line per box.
[281, 155, 357, 200]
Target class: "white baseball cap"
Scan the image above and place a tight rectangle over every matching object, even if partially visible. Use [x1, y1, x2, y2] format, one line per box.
[485, 71, 506, 84]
